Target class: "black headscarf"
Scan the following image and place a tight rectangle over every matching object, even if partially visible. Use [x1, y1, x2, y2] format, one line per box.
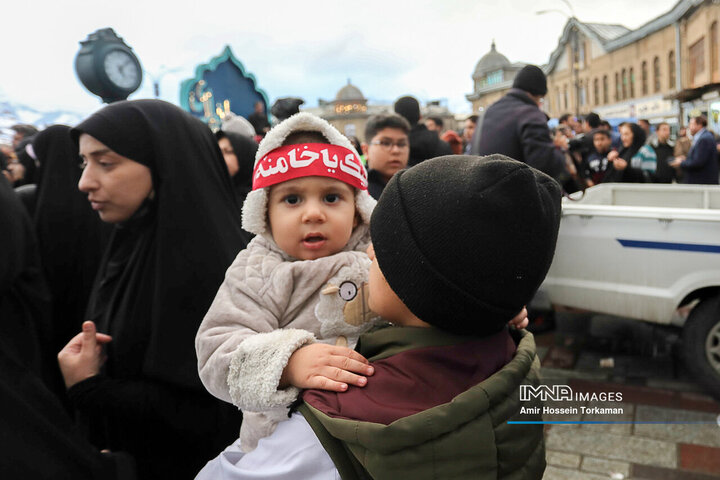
[71, 99, 249, 388]
[32, 125, 111, 354]
[618, 122, 646, 162]
[612, 122, 647, 183]
[0, 176, 52, 383]
[68, 100, 248, 478]
[13, 136, 38, 186]
[216, 130, 257, 207]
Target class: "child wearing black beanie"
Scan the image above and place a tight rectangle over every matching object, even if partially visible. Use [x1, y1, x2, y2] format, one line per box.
[199, 155, 560, 480]
[298, 154, 560, 479]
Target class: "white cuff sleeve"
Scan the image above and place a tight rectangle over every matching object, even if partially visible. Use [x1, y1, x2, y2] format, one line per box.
[227, 329, 316, 411]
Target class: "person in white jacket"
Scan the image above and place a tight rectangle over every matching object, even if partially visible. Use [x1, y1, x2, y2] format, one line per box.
[195, 112, 380, 454]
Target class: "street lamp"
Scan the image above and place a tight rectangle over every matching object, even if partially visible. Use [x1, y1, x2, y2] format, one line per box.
[144, 66, 182, 99]
[536, 6, 580, 117]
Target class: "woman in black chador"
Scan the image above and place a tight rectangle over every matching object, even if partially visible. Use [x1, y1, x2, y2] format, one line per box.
[32, 125, 111, 358]
[58, 100, 250, 479]
[1, 176, 135, 479]
[0, 174, 52, 383]
[216, 129, 257, 211]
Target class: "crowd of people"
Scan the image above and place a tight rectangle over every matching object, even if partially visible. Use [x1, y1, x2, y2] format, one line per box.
[1, 63, 719, 480]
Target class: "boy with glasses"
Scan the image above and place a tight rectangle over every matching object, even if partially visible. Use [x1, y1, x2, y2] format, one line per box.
[362, 113, 411, 200]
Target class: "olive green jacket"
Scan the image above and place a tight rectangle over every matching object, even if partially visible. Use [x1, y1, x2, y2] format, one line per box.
[299, 327, 545, 480]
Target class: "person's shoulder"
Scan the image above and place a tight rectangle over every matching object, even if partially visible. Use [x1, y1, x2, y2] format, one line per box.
[641, 144, 656, 155]
[518, 106, 550, 128]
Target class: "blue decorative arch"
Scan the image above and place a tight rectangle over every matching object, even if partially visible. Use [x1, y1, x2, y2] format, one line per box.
[180, 46, 269, 130]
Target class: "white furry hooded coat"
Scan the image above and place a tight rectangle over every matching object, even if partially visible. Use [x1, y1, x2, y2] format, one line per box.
[195, 113, 378, 452]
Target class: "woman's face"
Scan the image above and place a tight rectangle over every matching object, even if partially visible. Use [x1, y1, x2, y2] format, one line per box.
[619, 125, 634, 148]
[78, 133, 153, 223]
[218, 137, 239, 177]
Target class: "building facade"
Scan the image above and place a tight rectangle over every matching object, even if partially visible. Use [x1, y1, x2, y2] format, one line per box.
[466, 42, 525, 113]
[306, 81, 456, 142]
[544, 0, 720, 129]
[466, 0, 720, 130]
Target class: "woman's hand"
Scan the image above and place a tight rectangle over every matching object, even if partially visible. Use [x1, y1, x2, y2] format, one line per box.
[280, 343, 374, 392]
[58, 321, 112, 389]
[612, 157, 628, 170]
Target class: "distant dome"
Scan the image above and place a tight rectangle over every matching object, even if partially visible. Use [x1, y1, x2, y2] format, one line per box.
[473, 41, 511, 79]
[335, 80, 365, 102]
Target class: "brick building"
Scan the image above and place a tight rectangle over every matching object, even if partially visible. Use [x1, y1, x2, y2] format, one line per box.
[466, 41, 526, 113]
[305, 80, 456, 142]
[468, 0, 720, 130]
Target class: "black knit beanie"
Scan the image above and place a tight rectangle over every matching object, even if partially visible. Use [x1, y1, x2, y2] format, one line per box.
[512, 65, 548, 96]
[393, 96, 420, 125]
[370, 155, 562, 337]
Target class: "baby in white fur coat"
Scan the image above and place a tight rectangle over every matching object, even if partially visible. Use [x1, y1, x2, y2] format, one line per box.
[195, 113, 380, 452]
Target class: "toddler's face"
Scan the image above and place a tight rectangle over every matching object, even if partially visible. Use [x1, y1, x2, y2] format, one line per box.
[268, 176, 358, 260]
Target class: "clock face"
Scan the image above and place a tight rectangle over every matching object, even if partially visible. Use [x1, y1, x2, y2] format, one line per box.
[103, 50, 140, 90]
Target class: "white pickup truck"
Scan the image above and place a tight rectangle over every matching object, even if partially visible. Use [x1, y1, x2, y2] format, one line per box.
[540, 183, 720, 397]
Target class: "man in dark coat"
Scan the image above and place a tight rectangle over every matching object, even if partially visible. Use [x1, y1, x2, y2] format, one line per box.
[672, 115, 719, 184]
[471, 65, 569, 184]
[394, 96, 452, 167]
[649, 122, 676, 183]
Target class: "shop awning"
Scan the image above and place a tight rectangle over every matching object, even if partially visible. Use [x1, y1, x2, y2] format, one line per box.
[664, 83, 720, 102]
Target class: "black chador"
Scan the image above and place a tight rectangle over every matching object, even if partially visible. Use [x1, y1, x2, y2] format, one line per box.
[69, 100, 250, 479]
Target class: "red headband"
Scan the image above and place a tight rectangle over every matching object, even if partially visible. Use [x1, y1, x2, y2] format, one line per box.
[252, 143, 368, 191]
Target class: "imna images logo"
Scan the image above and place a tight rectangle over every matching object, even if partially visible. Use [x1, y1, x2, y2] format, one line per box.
[520, 385, 572, 402]
[519, 384, 623, 402]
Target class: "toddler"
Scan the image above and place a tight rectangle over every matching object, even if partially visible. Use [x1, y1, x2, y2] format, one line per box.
[196, 113, 379, 452]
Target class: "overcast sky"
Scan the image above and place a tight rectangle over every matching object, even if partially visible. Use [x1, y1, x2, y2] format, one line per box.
[2, 0, 678, 117]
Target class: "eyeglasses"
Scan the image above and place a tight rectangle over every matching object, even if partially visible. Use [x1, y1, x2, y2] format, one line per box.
[371, 139, 409, 151]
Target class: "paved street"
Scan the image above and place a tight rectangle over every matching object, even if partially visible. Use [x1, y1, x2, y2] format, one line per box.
[534, 312, 720, 479]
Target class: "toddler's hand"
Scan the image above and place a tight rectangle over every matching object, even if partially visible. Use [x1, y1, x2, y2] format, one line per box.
[509, 307, 529, 329]
[280, 343, 374, 392]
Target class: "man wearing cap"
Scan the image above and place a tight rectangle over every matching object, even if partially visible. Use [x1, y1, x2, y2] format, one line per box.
[394, 95, 452, 167]
[471, 65, 569, 184]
